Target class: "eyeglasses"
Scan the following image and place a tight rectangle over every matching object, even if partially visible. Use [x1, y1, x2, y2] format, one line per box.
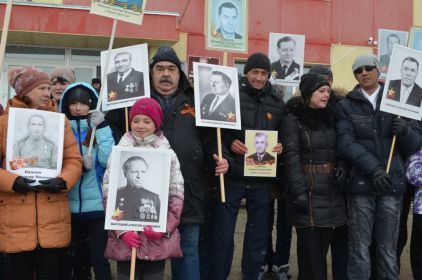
[354, 65, 376, 74]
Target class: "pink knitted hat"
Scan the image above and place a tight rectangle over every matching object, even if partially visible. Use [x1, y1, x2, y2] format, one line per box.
[8, 67, 51, 97]
[129, 98, 163, 130]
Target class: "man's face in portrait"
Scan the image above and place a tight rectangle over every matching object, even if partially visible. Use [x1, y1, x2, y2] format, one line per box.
[126, 160, 148, 189]
[28, 116, 45, 138]
[219, 6, 238, 37]
[277, 40, 296, 64]
[210, 74, 229, 96]
[114, 53, 132, 74]
[255, 134, 268, 154]
[401, 59, 419, 88]
[387, 35, 400, 55]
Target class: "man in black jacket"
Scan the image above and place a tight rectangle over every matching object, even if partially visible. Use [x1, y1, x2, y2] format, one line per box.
[336, 54, 422, 280]
[209, 53, 285, 280]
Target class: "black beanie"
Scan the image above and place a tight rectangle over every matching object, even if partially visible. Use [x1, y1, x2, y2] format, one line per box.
[150, 44, 182, 71]
[243, 53, 271, 75]
[299, 73, 330, 101]
[67, 86, 92, 107]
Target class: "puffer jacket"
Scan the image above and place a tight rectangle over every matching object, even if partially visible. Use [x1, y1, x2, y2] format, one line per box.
[60, 82, 114, 219]
[102, 131, 184, 261]
[0, 97, 82, 253]
[281, 96, 346, 227]
[336, 84, 422, 195]
[223, 76, 285, 188]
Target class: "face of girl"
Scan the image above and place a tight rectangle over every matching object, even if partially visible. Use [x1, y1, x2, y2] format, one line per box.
[309, 85, 331, 109]
[131, 114, 156, 139]
[69, 102, 90, 116]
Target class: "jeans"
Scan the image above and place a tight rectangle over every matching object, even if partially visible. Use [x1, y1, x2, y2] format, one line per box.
[347, 195, 402, 280]
[171, 224, 200, 280]
[209, 185, 271, 280]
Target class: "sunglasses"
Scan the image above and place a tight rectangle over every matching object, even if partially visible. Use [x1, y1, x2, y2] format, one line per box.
[354, 65, 376, 74]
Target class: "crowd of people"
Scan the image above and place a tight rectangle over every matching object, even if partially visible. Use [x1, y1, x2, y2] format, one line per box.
[0, 44, 421, 280]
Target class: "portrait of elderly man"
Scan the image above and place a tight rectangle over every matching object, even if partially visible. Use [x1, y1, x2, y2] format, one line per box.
[215, 2, 242, 39]
[246, 132, 275, 165]
[14, 114, 57, 169]
[271, 36, 301, 80]
[387, 57, 422, 107]
[107, 51, 144, 101]
[115, 156, 160, 222]
[200, 70, 236, 122]
[380, 33, 401, 70]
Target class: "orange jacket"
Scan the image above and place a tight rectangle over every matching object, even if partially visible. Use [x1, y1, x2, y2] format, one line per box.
[0, 97, 82, 253]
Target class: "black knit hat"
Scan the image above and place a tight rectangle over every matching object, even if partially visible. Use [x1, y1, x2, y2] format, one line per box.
[150, 44, 182, 71]
[243, 53, 271, 75]
[67, 86, 92, 107]
[309, 65, 332, 77]
[299, 73, 330, 101]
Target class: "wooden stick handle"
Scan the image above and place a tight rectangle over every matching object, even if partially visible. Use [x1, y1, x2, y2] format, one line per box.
[386, 135, 396, 174]
[125, 107, 129, 133]
[130, 247, 136, 280]
[217, 127, 225, 202]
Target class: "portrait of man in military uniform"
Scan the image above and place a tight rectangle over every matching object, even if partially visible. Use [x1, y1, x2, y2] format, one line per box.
[13, 114, 57, 169]
[245, 132, 275, 165]
[115, 156, 161, 222]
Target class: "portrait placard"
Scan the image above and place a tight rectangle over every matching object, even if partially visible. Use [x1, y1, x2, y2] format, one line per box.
[193, 62, 241, 130]
[205, 0, 248, 53]
[101, 44, 150, 111]
[90, 0, 147, 25]
[380, 45, 422, 120]
[6, 108, 65, 182]
[104, 146, 171, 232]
[409, 27, 422, 51]
[268, 33, 305, 87]
[244, 130, 278, 177]
[378, 29, 409, 79]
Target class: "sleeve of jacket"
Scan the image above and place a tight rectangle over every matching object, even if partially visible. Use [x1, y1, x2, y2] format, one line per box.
[280, 114, 308, 196]
[59, 118, 83, 190]
[335, 101, 381, 176]
[166, 150, 184, 234]
[95, 125, 115, 168]
[0, 116, 19, 192]
[396, 119, 422, 158]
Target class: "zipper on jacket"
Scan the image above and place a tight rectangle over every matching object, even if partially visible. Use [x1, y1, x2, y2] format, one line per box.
[77, 120, 83, 215]
[303, 129, 315, 226]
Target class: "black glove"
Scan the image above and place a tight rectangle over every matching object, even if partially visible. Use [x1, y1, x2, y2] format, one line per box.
[335, 167, 347, 187]
[38, 178, 67, 193]
[372, 167, 392, 193]
[392, 117, 408, 137]
[292, 192, 309, 214]
[12, 177, 38, 194]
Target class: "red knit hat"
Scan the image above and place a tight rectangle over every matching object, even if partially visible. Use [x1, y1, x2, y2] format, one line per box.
[129, 98, 163, 130]
[8, 67, 51, 97]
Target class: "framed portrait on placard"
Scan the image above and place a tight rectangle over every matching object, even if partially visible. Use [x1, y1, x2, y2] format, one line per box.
[409, 27, 422, 51]
[101, 44, 150, 111]
[193, 62, 241, 130]
[90, 0, 147, 25]
[244, 130, 278, 177]
[380, 45, 422, 120]
[104, 147, 171, 232]
[378, 29, 409, 79]
[6, 108, 65, 182]
[205, 0, 248, 53]
[268, 33, 305, 87]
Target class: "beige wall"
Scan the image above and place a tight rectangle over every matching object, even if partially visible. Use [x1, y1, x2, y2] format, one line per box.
[415, 0, 422, 27]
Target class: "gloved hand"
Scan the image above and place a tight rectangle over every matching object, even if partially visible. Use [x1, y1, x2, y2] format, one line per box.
[12, 177, 38, 194]
[335, 167, 347, 187]
[372, 167, 392, 192]
[392, 117, 408, 137]
[121, 231, 141, 248]
[83, 155, 94, 170]
[89, 110, 105, 127]
[143, 225, 164, 240]
[38, 178, 67, 193]
[292, 192, 309, 214]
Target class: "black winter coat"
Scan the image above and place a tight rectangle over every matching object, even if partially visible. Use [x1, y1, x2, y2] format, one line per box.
[223, 77, 285, 188]
[281, 96, 346, 227]
[336, 85, 422, 195]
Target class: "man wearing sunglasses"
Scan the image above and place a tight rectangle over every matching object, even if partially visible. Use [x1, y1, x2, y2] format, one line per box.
[336, 54, 422, 280]
[50, 67, 76, 106]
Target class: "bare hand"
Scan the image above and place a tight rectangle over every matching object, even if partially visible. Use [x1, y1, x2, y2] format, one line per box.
[213, 154, 229, 175]
[230, 139, 248, 155]
[272, 143, 283, 155]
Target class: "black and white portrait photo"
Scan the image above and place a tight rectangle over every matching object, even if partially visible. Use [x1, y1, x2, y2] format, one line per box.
[105, 147, 171, 232]
[206, 0, 248, 52]
[378, 29, 408, 78]
[6, 108, 64, 180]
[269, 33, 305, 86]
[380, 45, 422, 120]
[101, 44, 150, 111]
[193, 62, 241, 130]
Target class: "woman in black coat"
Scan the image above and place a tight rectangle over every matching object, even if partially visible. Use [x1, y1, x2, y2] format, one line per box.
[280, 73, 347, 280]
